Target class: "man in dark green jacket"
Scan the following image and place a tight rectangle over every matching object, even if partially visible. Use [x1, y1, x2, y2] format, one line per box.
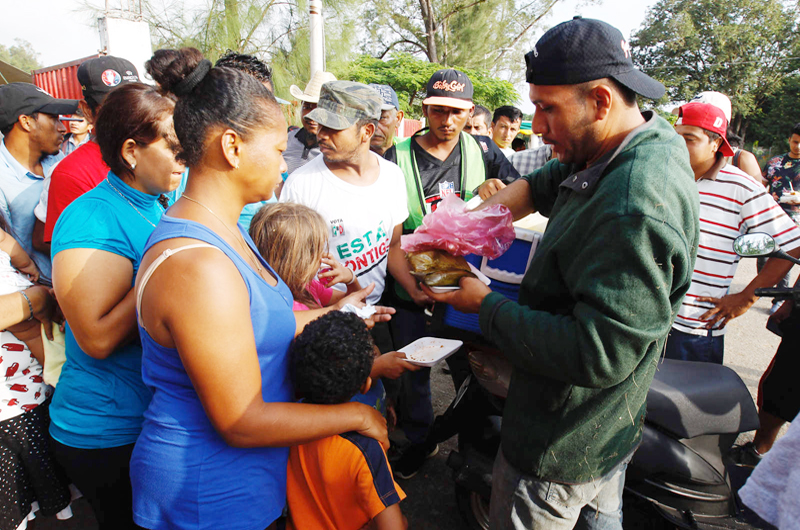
[424, 18, 699, 530]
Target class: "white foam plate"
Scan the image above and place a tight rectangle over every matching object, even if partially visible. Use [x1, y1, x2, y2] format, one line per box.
[399, 337, 463, 367]
[428, 262, 491, 293]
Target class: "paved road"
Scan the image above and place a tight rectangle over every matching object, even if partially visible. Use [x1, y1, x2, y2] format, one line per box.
[34, 258, 792, 529]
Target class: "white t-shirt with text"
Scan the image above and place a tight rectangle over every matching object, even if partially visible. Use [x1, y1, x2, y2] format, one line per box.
[280, 153, 409, 305]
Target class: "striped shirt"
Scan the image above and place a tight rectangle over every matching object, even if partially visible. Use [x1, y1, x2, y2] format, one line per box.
[674, 163, 800, 336]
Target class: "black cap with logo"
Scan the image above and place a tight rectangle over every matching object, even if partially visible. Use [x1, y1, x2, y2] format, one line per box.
[423, 69, 474, 110]
[525, 17, 664, 100]
[0, 83, 79, 130]
[77, 55, 140, 109]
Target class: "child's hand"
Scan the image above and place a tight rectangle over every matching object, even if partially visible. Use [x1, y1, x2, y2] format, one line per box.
[318, 253, 356, 287]
[372, 351, 421, 379]
[18, 261, 40, 283]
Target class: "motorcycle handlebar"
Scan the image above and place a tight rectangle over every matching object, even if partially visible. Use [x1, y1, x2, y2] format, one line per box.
[754, 287, 800, 300]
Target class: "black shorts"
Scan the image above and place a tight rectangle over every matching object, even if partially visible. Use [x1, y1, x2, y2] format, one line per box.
[758, 310, 800, 423]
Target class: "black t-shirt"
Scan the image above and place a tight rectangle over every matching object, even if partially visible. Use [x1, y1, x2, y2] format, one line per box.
[384, 133, 519, 213]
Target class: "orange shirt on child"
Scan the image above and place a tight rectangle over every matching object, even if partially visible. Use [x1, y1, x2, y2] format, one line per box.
[286, 431, 406, 530]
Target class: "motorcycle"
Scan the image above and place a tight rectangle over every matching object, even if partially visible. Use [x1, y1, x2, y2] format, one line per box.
[432, 232, 797, 530]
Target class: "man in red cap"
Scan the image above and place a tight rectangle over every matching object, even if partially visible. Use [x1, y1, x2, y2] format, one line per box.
[668, 101, 800, 364]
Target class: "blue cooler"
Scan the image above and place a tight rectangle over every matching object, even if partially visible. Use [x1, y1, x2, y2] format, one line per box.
[443, 227, 541, 334]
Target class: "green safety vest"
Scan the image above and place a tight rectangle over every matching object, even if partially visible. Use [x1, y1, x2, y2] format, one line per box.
[393, 130, 487, 301]
[395, 130, 487, 232]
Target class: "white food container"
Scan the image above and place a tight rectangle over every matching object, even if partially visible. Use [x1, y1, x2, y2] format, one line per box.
[399, 337, 464, 367]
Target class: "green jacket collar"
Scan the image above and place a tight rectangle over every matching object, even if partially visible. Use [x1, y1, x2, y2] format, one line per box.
[560, 110, 659, 196]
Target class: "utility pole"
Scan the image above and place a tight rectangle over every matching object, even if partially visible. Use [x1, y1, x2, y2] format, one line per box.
[309, 0, 325, 76]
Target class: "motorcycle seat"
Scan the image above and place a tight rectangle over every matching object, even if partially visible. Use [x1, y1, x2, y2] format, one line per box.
[646, 359, 760, 439]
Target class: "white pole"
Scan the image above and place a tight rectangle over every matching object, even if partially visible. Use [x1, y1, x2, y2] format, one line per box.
[309, 0, 324, 77]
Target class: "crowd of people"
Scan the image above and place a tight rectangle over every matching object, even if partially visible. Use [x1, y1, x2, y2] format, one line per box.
[0, 14, 797, 530]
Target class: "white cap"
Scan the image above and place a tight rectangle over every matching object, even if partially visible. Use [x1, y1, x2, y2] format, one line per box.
[289, 71, 337, 103]
[689, 91, 732, 122]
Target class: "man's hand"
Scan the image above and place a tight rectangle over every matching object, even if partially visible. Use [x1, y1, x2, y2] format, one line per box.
[769, 299, 794, 324]
[697, 290, 758, 329]
[363, 305, 396, 329]
[420, 276, 492, 314]
[478, 179, 507, 200]
[24, 285, 56, 340]
[409, 286, 434, 307]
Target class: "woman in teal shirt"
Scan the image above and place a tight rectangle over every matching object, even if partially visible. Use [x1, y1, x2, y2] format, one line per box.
[49, 83, 184, 530]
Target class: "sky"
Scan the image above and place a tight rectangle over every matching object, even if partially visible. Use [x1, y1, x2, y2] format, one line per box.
[1, 0, 659, 111]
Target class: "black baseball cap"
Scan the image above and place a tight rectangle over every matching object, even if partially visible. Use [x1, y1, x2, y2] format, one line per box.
[77, 55, 140, 108]
[525, 17, 664, 100]
[423, 69, 474, 110]
[0, 83, 79, 130]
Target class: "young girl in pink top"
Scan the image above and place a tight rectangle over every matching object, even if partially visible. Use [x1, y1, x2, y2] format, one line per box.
[249, 202, 363, 310]
[249, 202, 419, 416]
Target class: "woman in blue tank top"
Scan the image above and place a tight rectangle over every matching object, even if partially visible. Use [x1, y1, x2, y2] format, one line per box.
[130, 49, 390, 530]
[49, 83, 185, 529]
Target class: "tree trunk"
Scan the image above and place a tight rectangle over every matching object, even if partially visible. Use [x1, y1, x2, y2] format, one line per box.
[418, 0, 438, 63]
[225, 0, 241, 51]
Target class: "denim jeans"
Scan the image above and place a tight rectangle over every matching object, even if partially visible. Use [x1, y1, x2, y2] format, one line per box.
[663, 327, 725, 364]
[489, 448, 632, 530]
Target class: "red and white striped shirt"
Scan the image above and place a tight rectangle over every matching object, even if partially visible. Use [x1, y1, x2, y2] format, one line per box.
[674, 164, 800, 336]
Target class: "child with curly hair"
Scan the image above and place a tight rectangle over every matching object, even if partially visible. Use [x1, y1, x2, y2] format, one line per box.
[287, 311, 407, 530]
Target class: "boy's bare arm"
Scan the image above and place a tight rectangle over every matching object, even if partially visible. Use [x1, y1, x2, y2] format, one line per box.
[366, 504, 407, 530]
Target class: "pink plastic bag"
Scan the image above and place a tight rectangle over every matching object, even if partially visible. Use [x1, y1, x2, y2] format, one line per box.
[401, 194, 516, 258]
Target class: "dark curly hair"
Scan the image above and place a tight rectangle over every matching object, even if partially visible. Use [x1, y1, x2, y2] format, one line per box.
[292, 311, 375, 405]
[215, 51, 273, 90]
[145, 47, 280, 167]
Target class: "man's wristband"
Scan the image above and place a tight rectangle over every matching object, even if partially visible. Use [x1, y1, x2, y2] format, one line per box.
[20, 290, 34, 321]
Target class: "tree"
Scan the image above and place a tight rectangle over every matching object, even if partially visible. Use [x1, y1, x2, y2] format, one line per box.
[0, 39, 42, 73]
[745, 75, 800, 156]
[631, 0, 800, 141]
[95, 0, 361, 112]
[362, 0, 568, 77]
[338, 53, 518, 118]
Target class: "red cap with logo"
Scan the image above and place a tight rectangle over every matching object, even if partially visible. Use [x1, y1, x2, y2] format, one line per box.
[677, 102, 734, 157]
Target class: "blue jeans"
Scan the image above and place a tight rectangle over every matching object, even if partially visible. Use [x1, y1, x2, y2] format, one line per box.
[664, 328, 724, 364]
[489, 448, 632, 530]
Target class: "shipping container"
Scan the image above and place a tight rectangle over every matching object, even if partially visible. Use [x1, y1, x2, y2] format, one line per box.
[33, 55, 100, 100]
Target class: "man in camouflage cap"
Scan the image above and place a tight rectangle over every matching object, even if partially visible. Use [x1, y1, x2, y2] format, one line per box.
[303, 80, 382, 159]
[281, 80, 415, 400]
[280, 81, 412, 367]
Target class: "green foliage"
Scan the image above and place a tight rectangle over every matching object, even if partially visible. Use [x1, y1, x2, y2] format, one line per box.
[337, 54, 518, 119]
[655, 108, 678, 126]
[362, 0, 568, 79]
[746, 75, 800, 156]
[631, 0, 800, 138]
[0, 39, 42, 73]
[133, 0, 361, 126]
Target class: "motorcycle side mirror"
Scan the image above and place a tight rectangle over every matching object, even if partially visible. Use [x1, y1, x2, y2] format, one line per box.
[733, 233, 777, 257]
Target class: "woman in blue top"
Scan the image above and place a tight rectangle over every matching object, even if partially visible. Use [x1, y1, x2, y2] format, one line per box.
[49, 83, 185, 530]
[130, 48, 391, 530]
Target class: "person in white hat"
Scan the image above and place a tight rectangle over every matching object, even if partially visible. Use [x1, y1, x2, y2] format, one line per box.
[674, 91, 763, 183]
[284, 71, 337, 175]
